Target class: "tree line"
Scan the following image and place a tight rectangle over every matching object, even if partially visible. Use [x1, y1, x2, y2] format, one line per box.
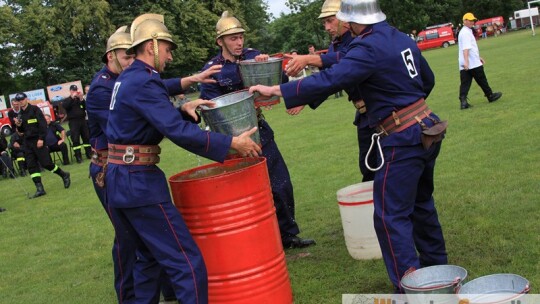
[0, 0, 532, 98]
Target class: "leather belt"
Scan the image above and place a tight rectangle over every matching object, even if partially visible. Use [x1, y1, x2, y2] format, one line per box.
[353, 99, 367, 114]
[377, 98, 430, 135]
[107, 144, 161, 165]
[90, 148, 108, 167]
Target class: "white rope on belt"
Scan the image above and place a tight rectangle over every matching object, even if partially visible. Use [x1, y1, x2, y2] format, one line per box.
[365, 131, 385, 172]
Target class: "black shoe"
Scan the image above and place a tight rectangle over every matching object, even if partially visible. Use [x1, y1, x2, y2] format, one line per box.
[76, 156, 82, 164]
[487, 92, 502, 102]
[0, 207, 6, 212]
[282, 236, 316, 249]
[63, 172, 71, 189]
[460, 97, 472, 110]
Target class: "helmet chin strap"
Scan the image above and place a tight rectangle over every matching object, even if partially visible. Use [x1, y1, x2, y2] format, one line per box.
[111, 50, 123, 73]
[153, 38, 160, 71]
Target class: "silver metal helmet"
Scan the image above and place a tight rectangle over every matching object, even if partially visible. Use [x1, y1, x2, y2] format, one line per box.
[336, 0, 386, 25]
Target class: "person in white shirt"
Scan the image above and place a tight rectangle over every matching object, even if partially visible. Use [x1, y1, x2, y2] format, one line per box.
[458, 12, 502, 110]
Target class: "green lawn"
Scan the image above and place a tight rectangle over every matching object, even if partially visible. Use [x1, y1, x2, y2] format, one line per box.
[0, 29, 539, 303]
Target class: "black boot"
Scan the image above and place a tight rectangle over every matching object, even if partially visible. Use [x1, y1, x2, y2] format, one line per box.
[487, 92, 502, 103]
[460, 97, 472, 110]
[282, 236, 316, 249]
[62, 172, 71, 189]
[32, 182, 46, 198]
[75, 151, 83, 164]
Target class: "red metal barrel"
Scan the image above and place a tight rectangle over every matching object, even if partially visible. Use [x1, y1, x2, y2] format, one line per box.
[169, 157, 293, 304]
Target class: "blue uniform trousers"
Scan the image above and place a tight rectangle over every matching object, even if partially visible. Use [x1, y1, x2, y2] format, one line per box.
[110, 202, 208, 304]
[90, 163, 137, 303]
[373, 141, 447, 291]
[259, 119, 300, 239]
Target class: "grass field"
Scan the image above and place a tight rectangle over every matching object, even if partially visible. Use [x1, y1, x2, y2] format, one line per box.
[0, 29, 539, 303]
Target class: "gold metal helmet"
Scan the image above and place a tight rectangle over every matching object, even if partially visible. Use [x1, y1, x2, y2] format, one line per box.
[126, 13, 177, 55]
[319, 0, 341, 19]
[101, 26, 132, 64]
[216, 11, 245, 40]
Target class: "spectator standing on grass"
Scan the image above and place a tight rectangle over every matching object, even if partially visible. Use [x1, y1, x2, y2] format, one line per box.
[250, 0, 447, 292]
[13, 92, 70, 198]
[458, 12, 502, 110]
[199, 11, 316, 249]
[105, 14, 260, 303]
[62, 84, 91, 163]
[0, 133, 15, 178]
[9, 132, 27, 177]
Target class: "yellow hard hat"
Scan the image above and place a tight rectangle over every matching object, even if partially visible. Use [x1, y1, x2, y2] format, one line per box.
[126, 13, 177, 55]
[102, 26, 132, 64]
[462, 12, 477, 21]
[216, 11, 245, 40]
[318, 0, 341, 19]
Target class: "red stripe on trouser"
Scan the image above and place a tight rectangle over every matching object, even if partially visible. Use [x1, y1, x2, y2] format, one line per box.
[158, 204, 200, 304]
[381, 147, 402, 290]
[107, 204, 125, 304]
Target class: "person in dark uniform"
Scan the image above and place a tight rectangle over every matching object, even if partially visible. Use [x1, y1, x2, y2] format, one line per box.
[62, 84, 91, 163]
[44, 114, 70, 165]
[0, 133, 15, 178]
[13, 92, 71, 198]
[285, 0, 377, 182]
[7, 98, 27, 176]
[250, 0, 447, 292]
[9, 132, 27, 176]
[105, 14, 261, 303]
[199, 11, 315, 250]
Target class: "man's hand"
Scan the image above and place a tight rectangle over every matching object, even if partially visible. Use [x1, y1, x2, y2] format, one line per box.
[286, 105, 305, 116]
[37, 139, 44, 148]
[181, 99, 216, 120]
[190, 65, 223, 84]
[13, 142, 20, 149]
[285, 54, 309, 77]
[254, 54, 269, 62]
[230, 127, 262, 157]
[249, 85, 282, 98]
[58, 139, 65, 145]
[14, 117, 22, 126]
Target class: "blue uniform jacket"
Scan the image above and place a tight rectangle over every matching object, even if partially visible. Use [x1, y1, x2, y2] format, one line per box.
[281, 21, 436, 147]
[106, 60, 232, 208]
[199, 48, 261, 100]
[87, 66, 185, 151]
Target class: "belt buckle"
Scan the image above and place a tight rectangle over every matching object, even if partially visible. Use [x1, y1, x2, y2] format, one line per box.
[122, 146, 135, 164]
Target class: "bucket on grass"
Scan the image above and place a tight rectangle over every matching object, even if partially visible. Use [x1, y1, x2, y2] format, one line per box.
[239, 57, 283, 107]
[200, 89, 259, 151]
[336, 181, 382, 260]
[457, 274, 530, 304]
[401, 265, 467, 304]
[168, 157, 292, 304]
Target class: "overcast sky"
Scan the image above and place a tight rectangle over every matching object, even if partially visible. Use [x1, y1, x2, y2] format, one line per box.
[267, 0, 291, 18]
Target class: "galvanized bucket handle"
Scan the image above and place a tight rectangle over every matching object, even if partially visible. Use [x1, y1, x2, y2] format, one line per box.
[458, 284, 531, 304]
[402, 276, 463, 292]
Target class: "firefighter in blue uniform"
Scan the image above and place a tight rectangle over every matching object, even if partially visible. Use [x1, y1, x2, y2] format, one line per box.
[13, 92, 71, 198]
[199, 11, 316, 249]
[285, 0, 377, 182]
[86, 25, 137, 303]
[250, 0, 447, 292]
[105, 14, 260, 304]
[88, 25, 226, 303]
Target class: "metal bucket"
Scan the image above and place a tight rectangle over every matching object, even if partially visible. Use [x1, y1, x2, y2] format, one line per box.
[201, 89, 259, 152]
[239, 57, 283, 107]
[457, 274, 530, 304]
[401, 265, 467, 304]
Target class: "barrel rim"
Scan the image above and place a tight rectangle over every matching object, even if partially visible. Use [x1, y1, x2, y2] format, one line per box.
[168, 157, 266, 183]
